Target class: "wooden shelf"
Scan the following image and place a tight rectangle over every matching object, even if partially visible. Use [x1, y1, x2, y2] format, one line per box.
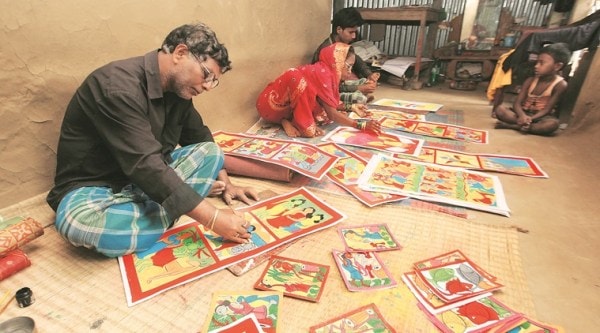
[358, 6, 444, 80]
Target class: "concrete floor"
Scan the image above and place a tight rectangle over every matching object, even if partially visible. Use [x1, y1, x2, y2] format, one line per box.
[373, 81, 599, 332]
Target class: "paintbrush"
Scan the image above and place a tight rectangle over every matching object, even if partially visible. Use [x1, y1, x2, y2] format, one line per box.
[227, 204, 253, 233]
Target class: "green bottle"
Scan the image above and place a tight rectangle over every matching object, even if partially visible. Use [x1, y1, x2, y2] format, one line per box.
[429, 61, 440, 86]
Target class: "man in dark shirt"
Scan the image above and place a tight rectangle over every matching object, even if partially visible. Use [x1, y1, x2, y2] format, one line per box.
[47, 23, 258, 257]
[312, 7, 380, 109]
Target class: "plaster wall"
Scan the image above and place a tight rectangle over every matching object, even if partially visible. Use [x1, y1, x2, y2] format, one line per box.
[0, 0, 332, 208]
[567, 49, 600, 135]
[563, 0, 599, 136]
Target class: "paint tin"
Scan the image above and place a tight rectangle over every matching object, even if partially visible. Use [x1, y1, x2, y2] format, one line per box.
[15, 287, 35, 308]
[0, 316, 36, 333]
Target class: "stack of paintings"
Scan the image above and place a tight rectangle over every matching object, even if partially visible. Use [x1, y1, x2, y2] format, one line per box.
[402, 250, 563, 332]
[332, 224, 401, 292]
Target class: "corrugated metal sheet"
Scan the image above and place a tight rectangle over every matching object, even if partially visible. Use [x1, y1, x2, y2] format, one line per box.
[340, 0, 552, 56]
[502, 0, 553, 26]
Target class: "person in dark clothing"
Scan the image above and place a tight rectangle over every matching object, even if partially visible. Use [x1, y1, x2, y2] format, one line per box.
[312, 7, 380, 110]
[503, 10, 600, 72]
[47, 22, 258, 257]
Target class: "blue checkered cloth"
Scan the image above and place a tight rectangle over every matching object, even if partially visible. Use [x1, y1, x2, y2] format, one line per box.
[55, 142, 223, 257]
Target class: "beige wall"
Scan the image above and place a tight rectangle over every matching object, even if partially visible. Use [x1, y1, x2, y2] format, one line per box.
[563, 1, 599, 136]
[567, 49, 600, 134]
[0, 1, 332, 208]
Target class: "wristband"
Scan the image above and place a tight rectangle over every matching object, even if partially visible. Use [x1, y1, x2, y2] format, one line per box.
[355, 119, 367, 131]
[208, 209, 219, 230]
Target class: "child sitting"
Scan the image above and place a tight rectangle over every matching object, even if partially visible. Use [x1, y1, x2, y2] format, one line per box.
[494, 43, 571, 135]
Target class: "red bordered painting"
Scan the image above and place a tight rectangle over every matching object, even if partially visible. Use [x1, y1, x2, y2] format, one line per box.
[118, 187, 345, 306]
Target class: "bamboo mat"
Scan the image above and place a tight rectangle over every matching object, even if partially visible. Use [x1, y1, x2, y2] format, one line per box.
[0, 178, 536, 332]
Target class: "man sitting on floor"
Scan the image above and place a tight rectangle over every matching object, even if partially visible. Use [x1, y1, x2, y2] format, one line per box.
[46, 22, 258, 257]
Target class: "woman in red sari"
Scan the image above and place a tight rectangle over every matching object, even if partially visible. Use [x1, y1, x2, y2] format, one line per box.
[256, 43, 381, 138]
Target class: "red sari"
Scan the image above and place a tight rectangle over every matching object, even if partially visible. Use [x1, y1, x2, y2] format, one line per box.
[256, 43, 348, 137]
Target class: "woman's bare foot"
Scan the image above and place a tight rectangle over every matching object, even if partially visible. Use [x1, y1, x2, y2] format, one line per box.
[281, 119, 301, 137]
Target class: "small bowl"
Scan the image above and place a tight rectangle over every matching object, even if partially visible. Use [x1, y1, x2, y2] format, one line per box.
[0, 316, 36, 333]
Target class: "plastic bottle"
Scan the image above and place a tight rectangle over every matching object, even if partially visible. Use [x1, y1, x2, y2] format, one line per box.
[428, 61, 440, 86]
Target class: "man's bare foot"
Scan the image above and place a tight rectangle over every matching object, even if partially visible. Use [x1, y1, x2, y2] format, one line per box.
[208, 180, 226, 197]
[281, 119, 301, 137]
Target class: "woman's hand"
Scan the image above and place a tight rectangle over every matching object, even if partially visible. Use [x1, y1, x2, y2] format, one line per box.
[350, 104, 370, 118]
[211, 209, 252, 243]
[365, 119, 382, 134]
[356, 118, 382, 134]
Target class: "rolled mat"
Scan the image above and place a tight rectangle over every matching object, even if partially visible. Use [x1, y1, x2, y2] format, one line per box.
[0, 217, 44, 257]
[224, 155, 295, 182]
[0, 249, 31, 281]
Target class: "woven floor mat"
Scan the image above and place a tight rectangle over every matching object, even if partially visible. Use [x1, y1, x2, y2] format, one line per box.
[0, 192, 54, 228]
[0, 178, 535, 332]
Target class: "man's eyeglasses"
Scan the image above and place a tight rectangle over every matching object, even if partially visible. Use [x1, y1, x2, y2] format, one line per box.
[193, 55, 220, 89]
[199, 62, 220, 89]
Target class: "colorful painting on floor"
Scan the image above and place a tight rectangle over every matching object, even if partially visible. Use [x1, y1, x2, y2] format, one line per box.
[332, 249, 398, 291]
[419, 296, 521, 333]
[322, 126, 424, 157]
[411, 249, 503, 303]
[201, 291, 282, 333]
[118, 187, 346, 306]
[350, 108, 427, 121]
[212, 131, 339, 180]
[488, 315, 563, 333]
[358, 154, 510, 216]
[309, 303, 396, 332]
[371, 98, 443, 112]
[409, 147, 548, 178]
[380, 117, 489, 144]
[254, 255, 330, 303]
[402, 271, 493, 314]
[209, 313, 265, 333]
[317, 142, 406, 207]
[337, 224, 402, 252]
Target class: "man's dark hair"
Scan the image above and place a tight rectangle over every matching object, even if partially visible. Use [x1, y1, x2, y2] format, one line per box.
[161, 22, 232, 73]
[331, 7, 364, 31]
[540, 43, 571, 68]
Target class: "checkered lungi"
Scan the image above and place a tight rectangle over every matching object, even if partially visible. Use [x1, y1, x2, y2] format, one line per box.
[55, 142, 223, 257]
